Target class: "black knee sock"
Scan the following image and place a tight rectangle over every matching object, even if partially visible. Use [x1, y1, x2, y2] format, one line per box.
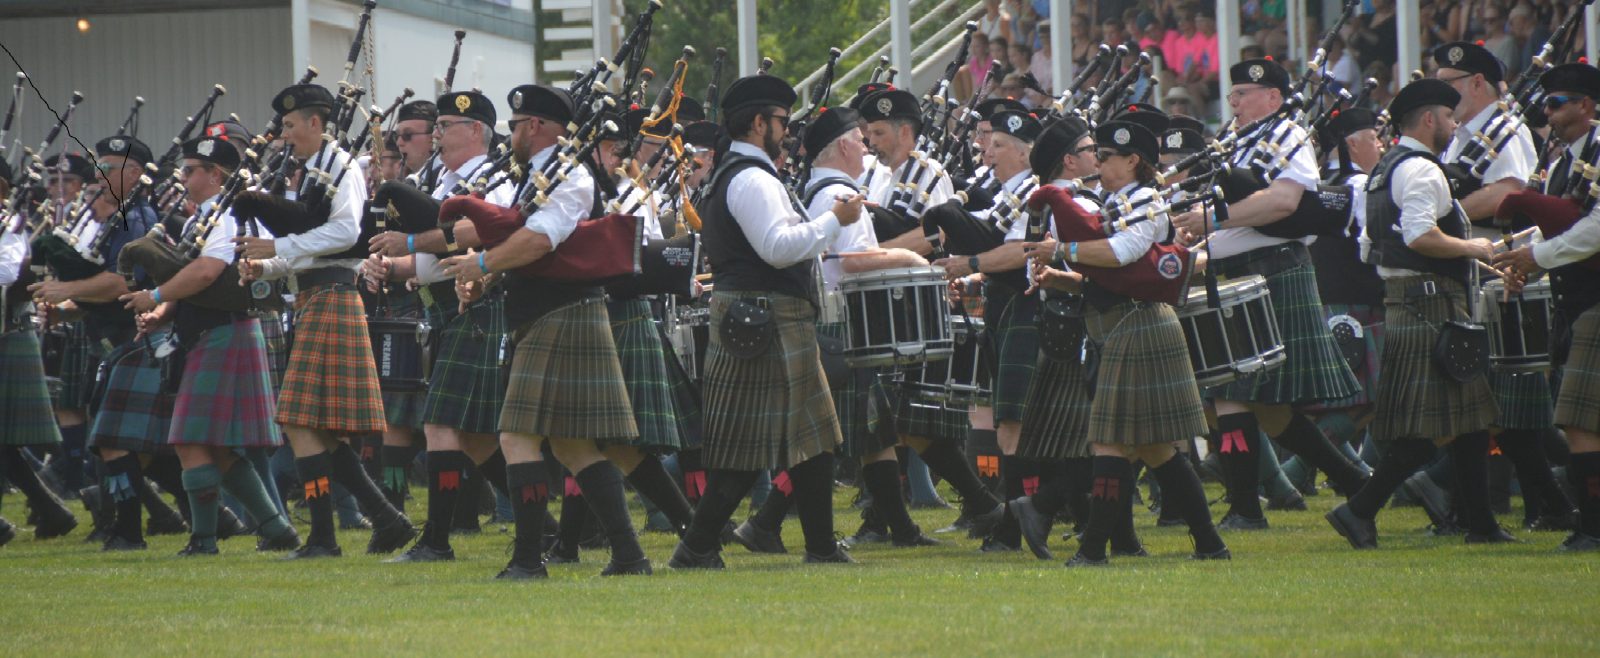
[1149, 454, 1225, 554]
[380, 444, 417, 513]
[475, 450, 510, 500]
[967, 429, 1003, 492]
[4, 447, 69, 518]
[1274, 413, 1367, 494]
[295, 452, 337, 546]
[677, 449, 709, 505]
[1110, 464, 1142, 552]
[1568, 452, 1600, 537]
[56, 424, 89, 492]
[1348, 439, 1435, 520]
[1027, 460, 1074, 517]
[358, 435, 383, 482]
[424, 451, 472, 549]
[1496, 429, 1567, 521]
[452, 464, 484, 531]
[329, 442, 401, 527]
[993, 455, 1035, 544]
[862, 459, 919, 538]
[917, 440, 1002, 515]
[103, 454, 145, 543]
[1077, 456, 1131, 560]
[574, 461, 645, 564]
[1448, 431, 1496, 533]
[750, 471, 793, 533]
[554, 473, 587, 556]
[627, 456, 694, 533]
[1063, 457, 1093, 528]
[787, 452, 840, 556]
[505, 461, 550, 564]
[684, 469, 759, 553]
[1216, 413, 1263, 519]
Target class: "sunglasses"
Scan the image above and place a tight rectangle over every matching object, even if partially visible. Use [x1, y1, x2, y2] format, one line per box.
[1543, 94, 1584, 110]
[1072, 143, 1098, 154]
[179, 164, 214, 176]
[506, 117, 535, 132]
[1095, 150, 1122, 161]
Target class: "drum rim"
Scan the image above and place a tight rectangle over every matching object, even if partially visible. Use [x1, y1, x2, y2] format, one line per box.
[1179, 275, 1270, 313]
[837, 266, 951, 288]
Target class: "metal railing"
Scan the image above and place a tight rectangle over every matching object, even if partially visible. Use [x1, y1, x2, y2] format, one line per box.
[794, 0, 983, 106]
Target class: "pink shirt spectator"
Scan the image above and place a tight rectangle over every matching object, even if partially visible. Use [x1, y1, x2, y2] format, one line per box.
[1030, 51, 1053, 93]
[1190, 30, 1218, 76]
[969, 55, 990, 90]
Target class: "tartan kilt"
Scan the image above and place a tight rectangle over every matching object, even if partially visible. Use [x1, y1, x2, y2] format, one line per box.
[1489, 370, 1554, 430]
[500, 298, 637, 443]
[1304, 303, 1385, 412]
[1370, 276, 1497, 441]
[1017, 352, 1093, 459]
[1554, 305, 1600, 434]
[421, 294, 506, 435]
[818, 321, 896, 458]
[275, 284, 387, 434]
[0, 331, 63, 446]
[53, 321, 100, 409]
[892, 387, 969, 442]
[259, 311, 288, 391]
[702, 291, 841, 471]
[606, 298, 681, 452]
[985, 285, 1040, 423]
[1084, 302, 1209, 446]
[1208, 255, 1361, 405]
[168, 319, 281, 448]
[88, 331, 174, 454]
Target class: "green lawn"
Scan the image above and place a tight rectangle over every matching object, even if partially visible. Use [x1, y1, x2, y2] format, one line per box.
[1, 483, 1595, 657]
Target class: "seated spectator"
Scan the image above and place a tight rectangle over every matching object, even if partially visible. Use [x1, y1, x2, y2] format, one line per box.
[1031, 21, 1055, 95]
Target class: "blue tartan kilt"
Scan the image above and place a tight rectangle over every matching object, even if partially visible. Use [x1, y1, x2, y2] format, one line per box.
[421, 293, 506, 435]
[89, 331, 175, 454]
[52, 321, 101, 409]
[0, 330, 64, 446]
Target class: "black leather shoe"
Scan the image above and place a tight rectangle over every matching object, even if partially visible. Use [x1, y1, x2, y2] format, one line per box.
[0, 520, 17, 548]
[1464, 526, 1519, 544]
[34, 509, 79, 540]
[891, 529, 941, 547]
[177, 538, 219, 557]
[600, 557, 653, 576]
[341, 517, 373, 531]
[667, 541, 726, 569]
[1063, 552, 1108, 567]
[102, 535, 148, 551]
[216, 509, 249, 541]
[366, 516, 418, 555]
[495, 559, 549, 580]
[732, 519, 788, 554]
[803, 544, 855, 564]
[965, 504, 1006, 539]
[1558, 532, 1600, 553]
[934, 514, 974, 534]
[1218, 511, 1270, 530]
[146, 512, 188, 537]
[1325, 503, 1378, 549]
[843, 524, 889, 548]
[1155, 516, 1186, 527]
[387, 542, 455, 563]
[1011, 496, 1055, 560]
[1402, 472, 1453, 531]
[978, 535, 1020, 553]
[1110, 540, 1149, 557]
[283, 543, 342, 560]
[1190, 546, 1232, 561]
[544, 540, 581, 564]
[256, 528, 302, 552]
[1525, 510, 1578, 532]
[1266, 492, 1308, 511]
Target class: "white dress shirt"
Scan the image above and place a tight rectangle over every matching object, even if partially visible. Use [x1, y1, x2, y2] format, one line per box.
[1533, 135, 1600, 270]
[1212, 119, 1319, 259]
[1051, 178, 1102, 215]
[724, 141, 839, 269]
[0, 230, 27, 286]
[414, 154, 515, 284]
[806, 166, 878, 291]
[520, 144, 597, 249]
[865, 153, 955, 216]
[187, 194, 242, 265]
[988, 169, 1036, 241]
[1361, 137, 1459, 278]
[1444, 104, 1537, 187]
[1101, 182, 1169, 266]
[272, 145, 369, 274]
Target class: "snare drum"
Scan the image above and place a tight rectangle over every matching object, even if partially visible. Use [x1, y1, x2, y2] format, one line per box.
[368, 318, 431, 392]
[40, 323, 67, 397]
[1176, 275, 1286, 387]
[837, 266, 954, 367]
[1478, 278, 1553, 372]
[903, 314, 990, 407]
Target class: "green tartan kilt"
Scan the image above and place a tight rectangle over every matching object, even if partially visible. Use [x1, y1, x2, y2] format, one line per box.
[892, 386, 970, 442]
[1370, 276, 1497, 441]
[1207, 247, 1361, 405]
[421, 293, 506, 435]
[1303, 303, 1385, 412]
[701, 291, 841, 471]
[1084, 301, 1209, 446]
[818, 321, 897, 458]
[985, 284, 1039, 423]
[0, 331, 63, 446]
[1017, 351, 1093, 460]
[167, 319, 282, 448]
[1554, 305, 1600, 435]
[606, 298, 681, 452]
[259, 311, 288, 391]
[499, 298, 638, 444]
[1489, 370, 1554, 430]
[52, 321, 100, 409]
[88, 331, 174, 454]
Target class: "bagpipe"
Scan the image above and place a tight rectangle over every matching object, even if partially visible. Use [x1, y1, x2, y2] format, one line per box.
[879, 23, 976, 225]
[921, 174, 1040, 257]
[1026, 183, 1193, 306]
[1497, 124, 1600, 272]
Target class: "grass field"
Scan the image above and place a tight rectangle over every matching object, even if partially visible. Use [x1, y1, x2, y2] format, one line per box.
[1, 482, 1596, 657]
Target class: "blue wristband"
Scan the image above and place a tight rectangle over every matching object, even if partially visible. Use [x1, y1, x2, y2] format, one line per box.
[151, 288, 162, 304]
[407, 234, 416, 254]
[1069, 242, 1079, 263]
[1211, 213, 1223, 232]
[477, 251, 490, 275]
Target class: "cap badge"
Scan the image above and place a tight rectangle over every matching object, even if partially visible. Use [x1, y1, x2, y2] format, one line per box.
[108, 138, 125, 152]
[1007, 115, 1023, 132]
[455, 94, 472, 112]
[282, 94, 295, 110]
[511, 90, 524, 111]
[1114, 128, 1130, 145]
[197, 140, 215, 156]
[1448, 46, 1464, 65]
[1249, 65, 1264, 81]
[1166, 132, 1183, 149]
[876, 97, 894, 115]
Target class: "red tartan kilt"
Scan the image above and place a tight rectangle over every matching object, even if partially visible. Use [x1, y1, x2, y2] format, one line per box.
[275, 285, 387, 434]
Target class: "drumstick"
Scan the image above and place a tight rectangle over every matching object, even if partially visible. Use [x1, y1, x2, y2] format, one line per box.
[694, 272, 714, 282]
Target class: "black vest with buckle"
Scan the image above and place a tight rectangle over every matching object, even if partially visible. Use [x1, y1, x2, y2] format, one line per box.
[700, 153, 817, 306]
[1363, 143, 1471, 289]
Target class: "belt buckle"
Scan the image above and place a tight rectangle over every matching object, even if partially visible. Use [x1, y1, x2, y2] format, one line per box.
[1422, 280, 1437, 297]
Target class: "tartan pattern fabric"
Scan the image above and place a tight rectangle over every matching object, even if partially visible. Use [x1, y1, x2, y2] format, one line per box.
[1370, 276, 1497, 442]
[1554, 305, 1600, 435]
[421, 294, 506, 435]
[259, 311, 288, 391]
[275, 285, 387, 434]
[985, 285, 1040, 423]
[1208, 260, 1361, 405]
[499, 298, 637, 443]
[1489, 370, 1554, 430]
[661, 318, 704, 450]
[607, 299, 682, 451]
[53, 321, 100, 409]
[0, 331, 63, 446]
[1083, 302, 1209, 446]
[818, 321, 896, 458]
[1018, 351, 1093, 460]
[168, 319, 281, 448]
[1304, 303, 1385, 412]
[701, 291, 841, 471]
[892, 388, 969, 442]
[88, 331, 175, 454]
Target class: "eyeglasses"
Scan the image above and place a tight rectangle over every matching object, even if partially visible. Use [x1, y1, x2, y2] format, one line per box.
[1072, 143, 1098, 154]
[506, 117, 535, 132]
[1543, 94, 1583, 110]
[1437, 72, 1475, 85]
[179, 164, 214, 176]
[1095, 150, 1121, 161]
[1226, 86, 1265, 100]
[434, 119, 473, 133]
[396, 127, 432, 141]
[766, 113, 790, 131]
[95, 161, 128, 172]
